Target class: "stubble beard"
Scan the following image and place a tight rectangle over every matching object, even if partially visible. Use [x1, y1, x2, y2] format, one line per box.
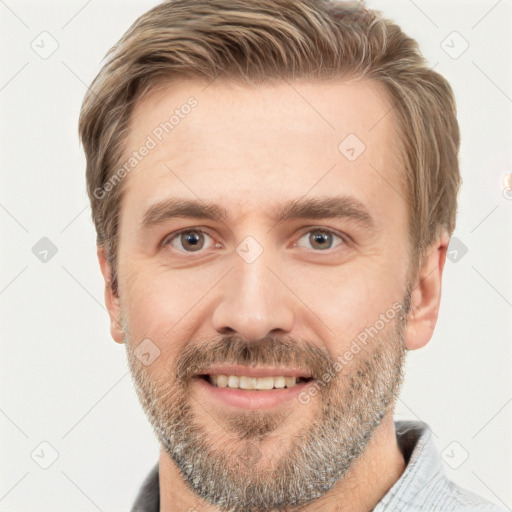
[123, 297, 409, 512]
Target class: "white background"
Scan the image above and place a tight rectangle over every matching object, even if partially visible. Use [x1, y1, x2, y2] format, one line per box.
[0, 0, 511, 510]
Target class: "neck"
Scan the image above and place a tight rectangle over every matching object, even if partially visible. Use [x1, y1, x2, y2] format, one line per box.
[159, 411, 405, 512]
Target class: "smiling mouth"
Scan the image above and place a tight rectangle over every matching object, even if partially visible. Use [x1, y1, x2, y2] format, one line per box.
[198, 374, 313, 390]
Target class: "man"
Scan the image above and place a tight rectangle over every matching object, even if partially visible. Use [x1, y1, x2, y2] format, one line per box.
[78, 1, 505, 511]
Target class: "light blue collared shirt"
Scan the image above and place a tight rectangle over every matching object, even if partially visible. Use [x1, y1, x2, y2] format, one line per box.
[373, 421, 506, 511]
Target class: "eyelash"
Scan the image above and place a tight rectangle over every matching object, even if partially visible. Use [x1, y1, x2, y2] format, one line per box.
[161, 227, 347, 254]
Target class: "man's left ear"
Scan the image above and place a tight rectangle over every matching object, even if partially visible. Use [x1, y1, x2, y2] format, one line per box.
[404, 231, 450, 350]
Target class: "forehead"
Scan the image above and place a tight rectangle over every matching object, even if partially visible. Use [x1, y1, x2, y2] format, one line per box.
[120, 77, 407, 231]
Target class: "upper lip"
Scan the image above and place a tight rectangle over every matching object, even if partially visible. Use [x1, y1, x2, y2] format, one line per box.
[197, 365, 313, 379]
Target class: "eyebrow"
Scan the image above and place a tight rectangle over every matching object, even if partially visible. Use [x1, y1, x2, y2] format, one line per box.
[141, 195, 376, 232]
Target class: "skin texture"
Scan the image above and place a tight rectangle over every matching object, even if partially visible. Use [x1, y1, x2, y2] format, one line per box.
[98, 78, 449, 512]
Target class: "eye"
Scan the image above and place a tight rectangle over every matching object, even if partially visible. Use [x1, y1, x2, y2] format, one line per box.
[162, 229, 217, 253]
[162, 227, 346, 255]
[295, 228, 345, 251]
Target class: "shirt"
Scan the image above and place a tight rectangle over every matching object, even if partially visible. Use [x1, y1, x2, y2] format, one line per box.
[131, 420, 507, 512]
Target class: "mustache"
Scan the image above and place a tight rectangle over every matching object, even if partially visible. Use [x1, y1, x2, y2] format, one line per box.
[174, 334, 334, 383]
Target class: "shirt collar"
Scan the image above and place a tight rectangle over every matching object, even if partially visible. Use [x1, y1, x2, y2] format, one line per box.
[373, 420, 444, 511]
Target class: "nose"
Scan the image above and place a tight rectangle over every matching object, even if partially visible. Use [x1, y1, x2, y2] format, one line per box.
[211, 244, 295, 341]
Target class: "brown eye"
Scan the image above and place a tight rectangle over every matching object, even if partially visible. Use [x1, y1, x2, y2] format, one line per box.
[164, 229, 214, 252]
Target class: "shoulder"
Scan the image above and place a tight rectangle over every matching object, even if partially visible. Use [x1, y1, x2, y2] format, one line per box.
[374, 421, 508, 512]
[377, 474, 508, 512]
[436, 479, 508, 512]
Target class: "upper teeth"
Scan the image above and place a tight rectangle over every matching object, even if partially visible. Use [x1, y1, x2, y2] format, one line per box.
[209, 375, 299, 390]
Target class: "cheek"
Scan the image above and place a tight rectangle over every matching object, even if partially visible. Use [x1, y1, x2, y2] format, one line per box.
[120, 262, 216, 350]
[294, 262, 400, 348]
[122, 256, 189, 304]
[121, 284, 188, 382]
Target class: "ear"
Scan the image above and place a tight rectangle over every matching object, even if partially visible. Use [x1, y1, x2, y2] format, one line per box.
[97, 246, 125, 344]
[404, 231, 450, 350]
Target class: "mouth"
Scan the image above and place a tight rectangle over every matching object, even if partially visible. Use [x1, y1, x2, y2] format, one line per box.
[192, 366, 315, 409]
[197, 374, 313, 390]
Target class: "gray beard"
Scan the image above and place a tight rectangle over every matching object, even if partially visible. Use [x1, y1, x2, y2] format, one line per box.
[123, 297, 409, 512]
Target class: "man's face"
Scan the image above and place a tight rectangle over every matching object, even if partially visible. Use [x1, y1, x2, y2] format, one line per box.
[115, 78, 413, 511]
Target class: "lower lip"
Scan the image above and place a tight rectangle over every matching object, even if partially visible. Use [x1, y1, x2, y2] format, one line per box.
[194, 376, 311, 410]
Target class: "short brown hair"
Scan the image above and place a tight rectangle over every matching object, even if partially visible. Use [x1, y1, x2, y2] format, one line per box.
[79, 0, 461, 294]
